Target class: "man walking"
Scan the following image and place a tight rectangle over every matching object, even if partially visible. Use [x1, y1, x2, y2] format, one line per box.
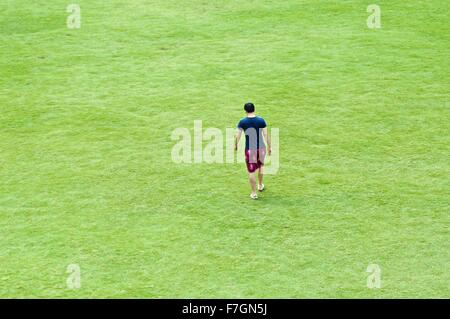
[235, 102, 271, 199]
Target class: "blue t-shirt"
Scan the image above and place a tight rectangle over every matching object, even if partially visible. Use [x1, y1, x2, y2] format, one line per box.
[237, 116, 267, 150]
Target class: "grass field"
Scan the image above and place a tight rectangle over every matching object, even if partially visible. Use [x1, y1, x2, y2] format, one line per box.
[0, 0, 449, 298]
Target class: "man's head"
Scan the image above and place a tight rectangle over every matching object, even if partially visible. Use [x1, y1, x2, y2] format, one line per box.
[244, 102, 255, 113]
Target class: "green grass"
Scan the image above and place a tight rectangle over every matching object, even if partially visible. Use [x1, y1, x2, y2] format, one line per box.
[0, 0, 449, 298]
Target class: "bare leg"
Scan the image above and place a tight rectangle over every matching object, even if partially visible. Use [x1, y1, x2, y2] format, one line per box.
[248, 172, 257, 195]
[258, 166, 264, 188]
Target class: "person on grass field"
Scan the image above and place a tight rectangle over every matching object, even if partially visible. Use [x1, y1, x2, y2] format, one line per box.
[235, 102, 271, 200]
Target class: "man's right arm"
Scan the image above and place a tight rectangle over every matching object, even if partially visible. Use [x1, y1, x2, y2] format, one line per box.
[263, 127, 271, 155]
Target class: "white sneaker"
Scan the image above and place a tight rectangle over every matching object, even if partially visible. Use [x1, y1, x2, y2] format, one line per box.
[258, 184, 265, 192]
[250, 193, 258, 200]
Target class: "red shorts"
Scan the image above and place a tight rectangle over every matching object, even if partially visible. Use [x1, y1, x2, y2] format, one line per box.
[245, 148, 266, 173]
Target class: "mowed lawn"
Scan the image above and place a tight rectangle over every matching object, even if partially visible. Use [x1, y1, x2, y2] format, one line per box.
[0, 0, 448, 298]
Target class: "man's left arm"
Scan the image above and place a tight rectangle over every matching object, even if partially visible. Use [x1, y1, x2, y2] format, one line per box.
[235, 128, 243, 151]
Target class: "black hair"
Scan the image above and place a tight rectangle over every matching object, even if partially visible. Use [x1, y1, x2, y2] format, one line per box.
[244, 102, 255, 113]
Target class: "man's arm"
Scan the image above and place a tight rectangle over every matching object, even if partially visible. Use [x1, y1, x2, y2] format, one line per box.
[235, 128, 243, 151]
[263, 127, 271, 155]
